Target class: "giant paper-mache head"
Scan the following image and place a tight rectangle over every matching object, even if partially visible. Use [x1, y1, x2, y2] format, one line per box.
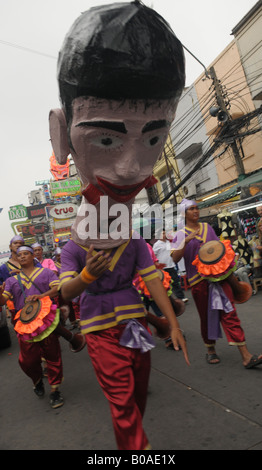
[49, 1, 185, 248]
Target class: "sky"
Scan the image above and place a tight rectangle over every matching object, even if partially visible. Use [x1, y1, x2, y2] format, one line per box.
[0, 0, 258, 251]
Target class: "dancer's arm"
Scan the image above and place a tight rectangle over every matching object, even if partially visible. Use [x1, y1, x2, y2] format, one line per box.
[61, 246, 111, 301]
[145, 276, 190, 366]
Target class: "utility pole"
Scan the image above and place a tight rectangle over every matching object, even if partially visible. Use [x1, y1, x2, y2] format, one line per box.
[209, 66, 245, 177]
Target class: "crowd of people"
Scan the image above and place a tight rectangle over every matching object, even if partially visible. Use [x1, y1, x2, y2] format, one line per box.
[1, 198, 262, 384]
[0, 228, 189, 448]
[1, 198, 262, 447]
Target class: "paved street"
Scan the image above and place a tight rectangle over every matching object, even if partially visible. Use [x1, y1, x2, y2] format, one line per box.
[1, 288, 262, 452]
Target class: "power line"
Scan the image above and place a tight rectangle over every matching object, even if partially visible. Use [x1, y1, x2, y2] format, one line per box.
[159, 105, 262, 205]
[0, 39, 57, 60]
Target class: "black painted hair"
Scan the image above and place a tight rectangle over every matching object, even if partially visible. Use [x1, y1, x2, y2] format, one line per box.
[57, 1, 185, 117]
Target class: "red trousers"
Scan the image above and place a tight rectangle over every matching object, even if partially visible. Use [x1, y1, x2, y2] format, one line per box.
[191, 279, 245, 346]
[85, 320, 151, 450]
[18, 332, 63, 387]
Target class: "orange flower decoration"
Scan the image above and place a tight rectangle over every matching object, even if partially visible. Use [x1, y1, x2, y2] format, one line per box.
[192, 239, 236, 280]
[14, 297, 55, 337]
[136, 269, 172, 298]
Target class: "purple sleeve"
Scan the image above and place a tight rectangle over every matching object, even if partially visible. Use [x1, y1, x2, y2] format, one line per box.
[172, 230, 186, 250]
[2, 276, 15, 300]
[46, 269, 60, 287]
[60, 241, 83, 287]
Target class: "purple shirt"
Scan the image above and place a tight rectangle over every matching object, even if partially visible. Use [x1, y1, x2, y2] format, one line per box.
[172, 223, 218, 286]
[3, 267, 59, 311]
[60, 235, 159, 334]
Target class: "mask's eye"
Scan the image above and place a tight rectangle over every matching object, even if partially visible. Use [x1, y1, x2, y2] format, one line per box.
[149, 136, 160, 146]
[143, 133, 166, 148]
[91, 134, 123, 150]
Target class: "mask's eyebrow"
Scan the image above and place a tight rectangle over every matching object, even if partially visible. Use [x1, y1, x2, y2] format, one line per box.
[75, 120, 127, 134]
[142, 120, 170, 134]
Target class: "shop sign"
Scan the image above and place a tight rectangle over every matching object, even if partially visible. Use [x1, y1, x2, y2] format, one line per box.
[49, 203, 78, 219]
[50, 178, 81, 197]
[8, 205, 27, 220]
[21, 223, 49, 237]
[53, 226, 71, 236]
[35, 180, 49, 186]
[27, 204, 46, 219]
[53, 218, 74, 229]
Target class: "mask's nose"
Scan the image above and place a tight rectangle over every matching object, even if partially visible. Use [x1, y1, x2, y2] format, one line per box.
[114, 149, 141, 180]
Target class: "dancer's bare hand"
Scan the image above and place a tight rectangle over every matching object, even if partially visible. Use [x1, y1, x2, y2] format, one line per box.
[185, 229, 200, 244]
[170, 327, 190, 366]
[86, 245, 111, 277]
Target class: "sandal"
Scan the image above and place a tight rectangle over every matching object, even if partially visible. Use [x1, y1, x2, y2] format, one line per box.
[244, 355, 262, 369]
[206, 353, 220, 364]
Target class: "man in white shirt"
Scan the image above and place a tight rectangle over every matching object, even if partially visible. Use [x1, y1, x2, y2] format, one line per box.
[153, 230, 188, 302]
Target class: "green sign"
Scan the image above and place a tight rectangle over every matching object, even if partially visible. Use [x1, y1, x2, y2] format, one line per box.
[50, 178, 81, 196]
[8, 205, 28, 220]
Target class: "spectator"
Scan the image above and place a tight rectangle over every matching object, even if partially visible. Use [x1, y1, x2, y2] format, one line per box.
[153, 230, 188, 303]
[32, 243, 58, 274]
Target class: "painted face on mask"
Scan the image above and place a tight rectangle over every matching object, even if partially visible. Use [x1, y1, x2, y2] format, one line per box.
[69, 97, 177, 203]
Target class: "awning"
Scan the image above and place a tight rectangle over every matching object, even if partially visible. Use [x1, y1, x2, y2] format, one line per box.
[198, 185, 238, 208]
[239, 170, 262, 187]
[198, 169, 262, 209]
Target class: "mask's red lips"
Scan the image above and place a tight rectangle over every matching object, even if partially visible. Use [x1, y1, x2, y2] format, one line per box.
[82, 176, 158, 204]
[96, 176, 157, 202]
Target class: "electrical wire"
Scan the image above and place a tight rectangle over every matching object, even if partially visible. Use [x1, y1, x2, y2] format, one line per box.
[0, 39, 57, 60]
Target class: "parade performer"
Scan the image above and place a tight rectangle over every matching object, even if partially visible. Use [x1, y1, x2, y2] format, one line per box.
[0, 235, 43, 319]
[172, 198, 262, 368]
[0, 235, 25, 326]
[49, 1, 189, 450]
[0, 235, 24, 282]
[0, 245, 64, 408]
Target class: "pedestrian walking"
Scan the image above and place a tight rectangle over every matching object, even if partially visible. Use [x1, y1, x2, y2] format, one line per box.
[153, 230, 188, 303]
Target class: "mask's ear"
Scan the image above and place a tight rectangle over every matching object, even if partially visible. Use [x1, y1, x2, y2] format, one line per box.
[49, 109, 70, 164]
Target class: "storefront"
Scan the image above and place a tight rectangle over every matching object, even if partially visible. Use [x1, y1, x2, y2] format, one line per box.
[197, 169, 262, 240]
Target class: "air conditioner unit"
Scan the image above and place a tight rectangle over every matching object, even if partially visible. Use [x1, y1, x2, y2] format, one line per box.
[183, 182, 196, 198]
